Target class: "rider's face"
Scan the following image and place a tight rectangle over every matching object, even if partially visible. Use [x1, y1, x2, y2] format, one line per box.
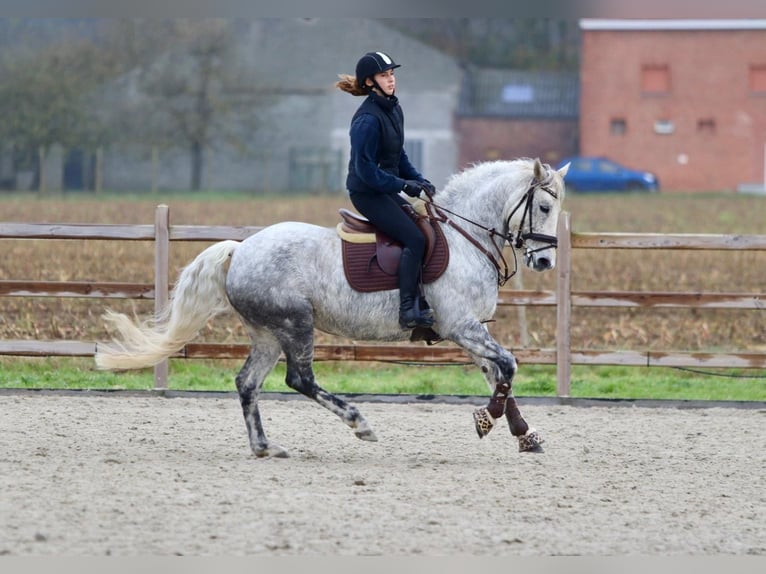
[367, 69, 396, 96]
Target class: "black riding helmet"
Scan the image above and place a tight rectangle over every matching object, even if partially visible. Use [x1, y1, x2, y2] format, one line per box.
[355, 51, 401, 92]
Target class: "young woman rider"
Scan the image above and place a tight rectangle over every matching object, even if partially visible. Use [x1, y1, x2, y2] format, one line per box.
[336, 51, 436, 329]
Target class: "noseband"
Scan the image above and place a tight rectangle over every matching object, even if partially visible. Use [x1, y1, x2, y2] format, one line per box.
[505, 181, 559, 253]
[428, 178, 559, 286]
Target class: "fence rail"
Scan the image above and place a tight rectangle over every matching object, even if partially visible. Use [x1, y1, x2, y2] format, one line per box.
[2, 207, 765, 395]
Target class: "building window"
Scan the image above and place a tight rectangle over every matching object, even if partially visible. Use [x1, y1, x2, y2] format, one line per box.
[641, 64, 670, 94]
[749, 65, 766, 93]
[610, 118, 627, 135]
[502, 84, 534, 103]
[654, 119, 675, 135]
[697, 118, 716, 134]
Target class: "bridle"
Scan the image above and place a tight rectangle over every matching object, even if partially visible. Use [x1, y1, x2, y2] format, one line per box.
[427, 178, 559, 286]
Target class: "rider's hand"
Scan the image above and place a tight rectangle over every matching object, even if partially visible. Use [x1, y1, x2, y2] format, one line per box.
[419, 179, 436, 199]
[402, 180, 425, 198]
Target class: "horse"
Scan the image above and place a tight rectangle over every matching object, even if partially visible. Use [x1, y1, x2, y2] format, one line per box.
[95, 157, 568, 458]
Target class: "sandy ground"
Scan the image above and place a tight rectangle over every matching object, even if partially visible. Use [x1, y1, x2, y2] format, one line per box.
[0, 392, 763, 556]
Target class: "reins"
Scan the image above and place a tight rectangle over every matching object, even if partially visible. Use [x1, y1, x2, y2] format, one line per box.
[427, 201, 517, 286]
[425, 178, 558, 286]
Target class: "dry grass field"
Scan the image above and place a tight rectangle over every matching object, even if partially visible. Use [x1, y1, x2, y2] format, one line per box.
[1, 191, 765, 355]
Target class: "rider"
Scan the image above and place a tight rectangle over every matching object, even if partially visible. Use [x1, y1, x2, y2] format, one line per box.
[336, 50, 436, 329]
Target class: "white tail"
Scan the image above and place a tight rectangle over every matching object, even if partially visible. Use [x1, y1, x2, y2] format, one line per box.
[95, 240, 240, 370]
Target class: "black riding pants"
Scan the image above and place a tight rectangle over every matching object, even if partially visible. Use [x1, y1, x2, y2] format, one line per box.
[350, 192, 426, 299]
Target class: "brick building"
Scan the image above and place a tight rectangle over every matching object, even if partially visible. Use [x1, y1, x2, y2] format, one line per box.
[455, 68, 579, 170]
[580, 19, 766, 192]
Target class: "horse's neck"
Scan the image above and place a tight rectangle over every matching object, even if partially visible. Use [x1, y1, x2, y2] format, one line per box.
[440, 178, 525, 244]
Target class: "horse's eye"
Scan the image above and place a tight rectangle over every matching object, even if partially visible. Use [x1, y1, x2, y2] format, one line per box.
[540, 204, 551, 214]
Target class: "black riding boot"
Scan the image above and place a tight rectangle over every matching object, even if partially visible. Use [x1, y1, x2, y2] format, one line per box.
[398, 247, 434, 329]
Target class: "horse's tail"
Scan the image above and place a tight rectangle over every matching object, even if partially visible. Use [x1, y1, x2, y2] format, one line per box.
[95, 240, 240, 371]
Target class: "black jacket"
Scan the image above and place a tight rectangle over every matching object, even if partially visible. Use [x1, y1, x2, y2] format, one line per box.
[346, 92, 422, 196]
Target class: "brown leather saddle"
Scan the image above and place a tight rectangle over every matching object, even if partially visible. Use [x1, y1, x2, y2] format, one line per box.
[337, 201, 449, 293]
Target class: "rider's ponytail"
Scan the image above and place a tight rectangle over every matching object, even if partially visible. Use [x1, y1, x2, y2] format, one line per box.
[335, 74, 367, 96]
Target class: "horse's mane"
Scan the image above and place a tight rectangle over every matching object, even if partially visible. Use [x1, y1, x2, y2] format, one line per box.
[434, 158, 564, 232]
[442, 158, 542, 200]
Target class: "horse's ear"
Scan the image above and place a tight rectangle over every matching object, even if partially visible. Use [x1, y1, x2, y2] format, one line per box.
[533, 158, 545, 180]
[557, 162, 570, 178]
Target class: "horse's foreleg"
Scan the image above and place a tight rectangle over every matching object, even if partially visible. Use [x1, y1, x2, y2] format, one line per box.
[451, 322, 544, 452]
[471, 356, 544, 452]
[504, 395, 544, 452]
[236, 331, 286, 458]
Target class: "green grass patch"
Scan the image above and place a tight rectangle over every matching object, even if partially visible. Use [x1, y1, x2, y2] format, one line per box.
[1, 357, 764, 402]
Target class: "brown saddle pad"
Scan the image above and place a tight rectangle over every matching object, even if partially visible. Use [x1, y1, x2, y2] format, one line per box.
[340, 204, 450, 293]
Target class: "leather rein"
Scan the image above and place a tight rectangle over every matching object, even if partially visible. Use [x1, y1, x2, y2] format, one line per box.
[426, 179, 559, 286]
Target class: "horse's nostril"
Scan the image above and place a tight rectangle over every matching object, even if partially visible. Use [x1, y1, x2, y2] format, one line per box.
[536, 257, 551, 270]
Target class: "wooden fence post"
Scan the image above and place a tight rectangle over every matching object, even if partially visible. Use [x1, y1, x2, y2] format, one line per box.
[154, 205, 170, 389]
[38, 146, 46, 195]
[513, 269, 530, 347]
[151, 147, 159, 194]
[95, 147, 103, 194]
[556, 211, 572, 396]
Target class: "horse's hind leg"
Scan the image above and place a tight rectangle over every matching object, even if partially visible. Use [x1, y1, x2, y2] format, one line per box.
[276, 321, 377, 442]
[450, 321, 544, 452]
[235, 330, 288, 458]
[286, 358, 378, 442]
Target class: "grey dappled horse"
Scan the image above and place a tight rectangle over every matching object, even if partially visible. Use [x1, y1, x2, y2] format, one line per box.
[96, 158, 568, 457]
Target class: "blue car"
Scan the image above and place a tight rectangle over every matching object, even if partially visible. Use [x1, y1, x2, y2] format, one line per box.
[556, 156, 659, 192]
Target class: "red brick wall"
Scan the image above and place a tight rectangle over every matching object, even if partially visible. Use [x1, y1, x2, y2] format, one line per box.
[455, 117, 578, 170]
[581, 28, 766, 192]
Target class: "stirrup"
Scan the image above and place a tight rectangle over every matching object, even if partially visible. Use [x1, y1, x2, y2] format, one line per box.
[399, 309, 434, 330]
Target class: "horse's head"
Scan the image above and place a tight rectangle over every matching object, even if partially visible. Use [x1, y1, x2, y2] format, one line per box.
[507, 158, 568, 272]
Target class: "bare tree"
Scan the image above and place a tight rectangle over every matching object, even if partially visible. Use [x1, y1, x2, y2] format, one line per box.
[0, 36, 114, 190]
[383, 18, 580, 71]
[128, 19, 240, 190]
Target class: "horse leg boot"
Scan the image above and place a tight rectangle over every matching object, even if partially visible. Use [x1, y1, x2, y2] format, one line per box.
[472, 382, 544, 452]
[399, 247, 434, 329]
[505, 396, 545, 452]
[472, 382, 510, 438]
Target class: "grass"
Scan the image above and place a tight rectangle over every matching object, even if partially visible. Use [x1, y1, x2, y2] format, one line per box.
[1, 356, 764, 402]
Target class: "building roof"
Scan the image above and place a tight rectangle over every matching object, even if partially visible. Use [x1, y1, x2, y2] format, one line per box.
[457, 68, 579, 119]
[227, 18, 461, 93]
[580, 19, 766, 30]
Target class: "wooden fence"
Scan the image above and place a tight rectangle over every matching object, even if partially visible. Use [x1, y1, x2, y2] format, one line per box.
[2, 206, 765, 396]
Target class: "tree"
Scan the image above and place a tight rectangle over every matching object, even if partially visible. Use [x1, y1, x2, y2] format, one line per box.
[383, 18, 580, 71]
[0, 24, 122, 191]
[125, 19, 245, 191]
[0, 19, 268, 193]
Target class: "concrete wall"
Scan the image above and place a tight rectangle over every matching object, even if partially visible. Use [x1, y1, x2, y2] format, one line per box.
[102, 19, 463, 193]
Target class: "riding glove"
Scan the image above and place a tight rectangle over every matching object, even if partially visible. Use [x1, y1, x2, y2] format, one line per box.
[401, 180, 425, 197]
[419, 179, 436, 198]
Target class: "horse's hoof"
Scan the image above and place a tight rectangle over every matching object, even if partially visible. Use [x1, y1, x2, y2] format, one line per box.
[517, 429, 545, 453]
[355, 429, 378, 442]
[254, 444, 290, 458]
[354, 421, 378, 442]
[473, 407, 496, 438]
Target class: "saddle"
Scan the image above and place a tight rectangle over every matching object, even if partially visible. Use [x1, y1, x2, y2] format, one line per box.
[337, 201, 449, 293]
[337, 201, 449, 345]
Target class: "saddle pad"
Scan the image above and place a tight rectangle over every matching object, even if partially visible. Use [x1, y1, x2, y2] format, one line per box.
[341, 219, 449, 293]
